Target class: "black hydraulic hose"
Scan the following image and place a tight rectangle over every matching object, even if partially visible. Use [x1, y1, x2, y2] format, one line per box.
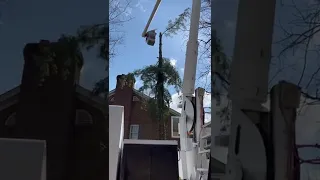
[188, 96, 206, 142]
[207, 157, 211, 180]
[188, 97, 197, 142]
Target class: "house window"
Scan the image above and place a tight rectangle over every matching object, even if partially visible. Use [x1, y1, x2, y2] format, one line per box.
[5, 112, 16, 127]
[171, 116, 180, 138]
[129, 124, 139, 139]
[75, 109, 93, 125]
[132, 96, 139, 101]
[205, 137, 211, 149]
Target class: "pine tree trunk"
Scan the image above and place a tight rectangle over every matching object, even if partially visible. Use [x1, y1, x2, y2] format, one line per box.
[157, 32, 166, 140]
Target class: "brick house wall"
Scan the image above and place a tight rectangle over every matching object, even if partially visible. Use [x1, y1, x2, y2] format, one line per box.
[109, 75, 180, 141]
[0, 40, 109, 180]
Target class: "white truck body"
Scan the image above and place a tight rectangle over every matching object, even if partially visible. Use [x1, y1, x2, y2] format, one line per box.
[109, 105, 125, 180]
[0, 138, 46, 180]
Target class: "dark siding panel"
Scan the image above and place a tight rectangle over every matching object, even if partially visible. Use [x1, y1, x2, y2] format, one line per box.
[150, 145, 179, 180]
[124, 144, 151, 180]
[123, 144, 179, 180]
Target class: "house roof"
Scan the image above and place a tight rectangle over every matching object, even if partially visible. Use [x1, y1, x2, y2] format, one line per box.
[0, 85, 179, 115]
[0, 85, 108, 112]
[109, 88, 181, 116]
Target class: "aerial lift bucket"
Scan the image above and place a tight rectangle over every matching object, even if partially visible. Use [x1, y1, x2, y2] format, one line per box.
[145, 30, 156, 46]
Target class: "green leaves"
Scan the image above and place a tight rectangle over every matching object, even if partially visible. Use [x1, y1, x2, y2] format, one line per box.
[165, 8, 191, 37]
[133, 58, 182, 106]
[93, 77, 108, 99]
[76, 23, 108, 60]
[133, 57, 182, 139]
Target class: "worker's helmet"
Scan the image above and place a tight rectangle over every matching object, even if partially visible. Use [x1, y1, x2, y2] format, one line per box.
[145, 30, 156, 46]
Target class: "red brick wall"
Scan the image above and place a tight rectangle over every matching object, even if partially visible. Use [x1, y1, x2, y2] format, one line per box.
[109, 78, 179, 141]
[129, 99, 157, 139]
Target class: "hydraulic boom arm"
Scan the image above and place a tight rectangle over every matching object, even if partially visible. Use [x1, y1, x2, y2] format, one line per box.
[179, 0, 202, 180]
[225, 0, 301, 180]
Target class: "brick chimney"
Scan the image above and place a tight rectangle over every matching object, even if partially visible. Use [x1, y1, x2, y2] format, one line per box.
[114, 74, 135, 138]
[15, 40, 83, 180]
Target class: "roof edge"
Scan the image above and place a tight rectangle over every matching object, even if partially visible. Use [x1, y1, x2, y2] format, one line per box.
[108, 88, 181, 116]
[0, 85, 107, 111]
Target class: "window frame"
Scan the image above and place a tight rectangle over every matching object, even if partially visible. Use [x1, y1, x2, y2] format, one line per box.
[171, 116, 180, 138]
[132, 96, 140, 101]
[129, 124, 140, 139]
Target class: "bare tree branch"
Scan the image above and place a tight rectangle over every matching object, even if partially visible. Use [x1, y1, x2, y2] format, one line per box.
[274, 0, 320, 101]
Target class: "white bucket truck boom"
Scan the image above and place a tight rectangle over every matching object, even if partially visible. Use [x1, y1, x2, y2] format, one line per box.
[224, 0, 301, 180]
[179, 0, 210, 180]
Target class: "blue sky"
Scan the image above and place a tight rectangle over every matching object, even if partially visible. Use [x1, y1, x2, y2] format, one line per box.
[0, 0, 107, 94]
[109, 0, 192, 91]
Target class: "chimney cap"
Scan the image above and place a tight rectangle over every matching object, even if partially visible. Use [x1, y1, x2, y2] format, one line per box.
[116, 74, 136, 89]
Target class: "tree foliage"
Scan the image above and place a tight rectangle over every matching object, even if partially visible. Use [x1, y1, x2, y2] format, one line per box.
[133, 58, 182, 139]
[134, 58, 182, 107]
[134, 22, 184, 139]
